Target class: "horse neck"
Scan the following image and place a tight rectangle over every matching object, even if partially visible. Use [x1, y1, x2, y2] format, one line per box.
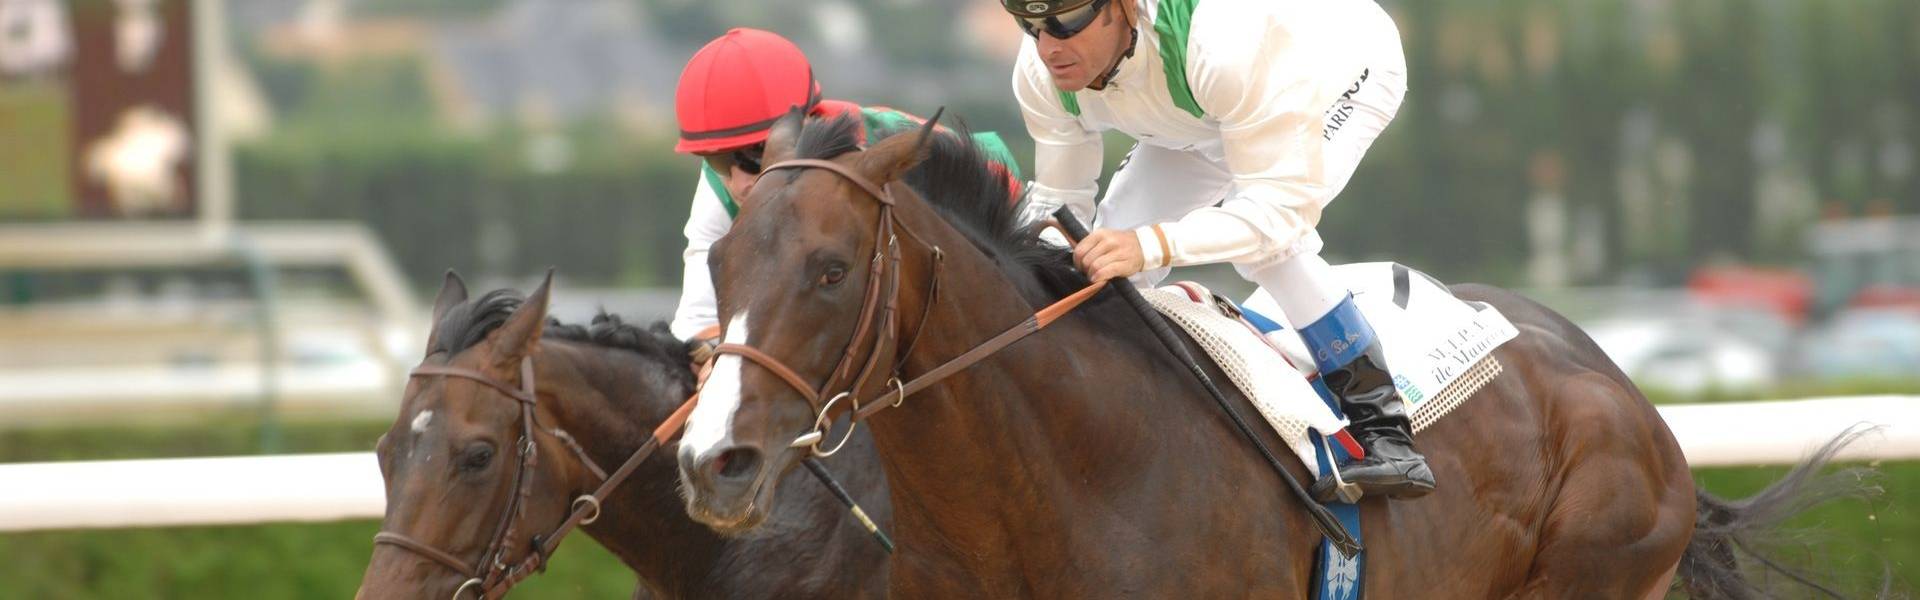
[535, 342, 729, 596]
[873, 197, 1254, 565]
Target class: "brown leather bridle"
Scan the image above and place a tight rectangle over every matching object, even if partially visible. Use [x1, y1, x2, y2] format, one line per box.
[712, 157, 1104, 455]
[373, 356, 698, 600]
[714, 158, 938, 456]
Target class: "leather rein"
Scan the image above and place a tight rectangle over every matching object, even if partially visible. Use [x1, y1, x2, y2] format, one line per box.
[373, 155, 1102, 599]
[712, 157, 1105, 456]
[373, 356, 698, 600]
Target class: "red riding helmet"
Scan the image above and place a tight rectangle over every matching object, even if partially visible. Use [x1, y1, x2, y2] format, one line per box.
[674, 28, 822, 154]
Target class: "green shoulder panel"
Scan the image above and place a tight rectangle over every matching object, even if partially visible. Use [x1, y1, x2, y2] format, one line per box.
[861, 107, 918, 144]
[1048, 1, 1200, 119]
[700, 161, 740, 219]
[861, 106, 1025, 180]
[1153, 0, 1205, 118]
[1057, 90, 1082, 116]
[969, 131, 1025, 180]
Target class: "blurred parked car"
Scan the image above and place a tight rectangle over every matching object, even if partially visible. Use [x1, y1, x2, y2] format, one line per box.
[1584, 314, 1778, 395]
[1788, 308, 1920, 381]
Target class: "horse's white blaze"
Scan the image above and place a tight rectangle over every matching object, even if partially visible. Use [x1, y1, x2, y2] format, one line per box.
[683, 313, 749, 461]
[410, 410, 434, 434]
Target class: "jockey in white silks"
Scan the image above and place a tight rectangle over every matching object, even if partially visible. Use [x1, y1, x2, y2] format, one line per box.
[1002, 0, 1432, 500]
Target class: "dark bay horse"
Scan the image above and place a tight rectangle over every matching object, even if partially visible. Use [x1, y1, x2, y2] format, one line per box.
[676, 113, 1865, 598]
[355, 272, 890, 599]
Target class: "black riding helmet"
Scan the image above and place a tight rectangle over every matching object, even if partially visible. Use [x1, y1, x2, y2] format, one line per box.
[1003, 0, 1116, 40]
[1002, 0, 1096, 18]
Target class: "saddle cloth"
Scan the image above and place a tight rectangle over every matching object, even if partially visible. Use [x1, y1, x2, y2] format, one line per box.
[1142, 262, 1520, 477]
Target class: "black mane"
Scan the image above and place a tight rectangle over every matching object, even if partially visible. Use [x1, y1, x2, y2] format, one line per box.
[430, 289, 694, 386]
[791, 113, 1090, 306]
[792, 113, 867, 164]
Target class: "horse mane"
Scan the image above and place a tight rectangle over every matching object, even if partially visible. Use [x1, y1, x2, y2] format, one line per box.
[429, 112, 1094, 365]
[790, 113, 1091, 307]
[430, 289, 695, 389]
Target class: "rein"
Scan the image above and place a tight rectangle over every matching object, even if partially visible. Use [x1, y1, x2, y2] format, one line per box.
[374, 357, 698, 600]
[711, 157, 1105, 456]
[710, 154, 1358, 559]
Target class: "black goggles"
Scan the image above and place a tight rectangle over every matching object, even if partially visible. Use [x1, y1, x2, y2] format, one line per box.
[703, 144, 765, 175]
[1014, 0, 1110, 40]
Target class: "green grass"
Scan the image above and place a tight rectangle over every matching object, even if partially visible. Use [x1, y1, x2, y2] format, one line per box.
[0, 385, 1913, 597]
[0, 415, 390, 463]
[0, 417, 636, 598]
[0, 521, 634, 599]
[1692, 463, 1916, 596]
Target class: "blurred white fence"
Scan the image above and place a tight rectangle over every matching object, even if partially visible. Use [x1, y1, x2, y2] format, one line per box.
[0, 397, 1914, 532]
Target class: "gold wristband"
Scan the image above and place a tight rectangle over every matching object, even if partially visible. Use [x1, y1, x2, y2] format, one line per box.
[1149, 224, 1173, 269]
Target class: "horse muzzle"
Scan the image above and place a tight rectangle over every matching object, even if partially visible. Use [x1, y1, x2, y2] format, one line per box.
[679, 443, 778, 533]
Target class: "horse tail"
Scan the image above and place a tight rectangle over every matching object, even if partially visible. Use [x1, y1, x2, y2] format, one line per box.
[1676, 425, 1883, 599]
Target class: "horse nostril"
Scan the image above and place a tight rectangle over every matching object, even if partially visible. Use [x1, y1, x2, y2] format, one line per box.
[713, 447, 761, 480]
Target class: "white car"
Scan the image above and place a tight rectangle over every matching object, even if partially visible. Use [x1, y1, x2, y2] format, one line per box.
[1584, 315, 1778, 395]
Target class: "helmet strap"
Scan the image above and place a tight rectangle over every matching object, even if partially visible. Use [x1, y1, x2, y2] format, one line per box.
[801, 68, 824, 114]
[1086, 26, 1137, 92]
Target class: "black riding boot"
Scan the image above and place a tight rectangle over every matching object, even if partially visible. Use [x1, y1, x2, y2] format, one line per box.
[1313, 342, 1435, 502]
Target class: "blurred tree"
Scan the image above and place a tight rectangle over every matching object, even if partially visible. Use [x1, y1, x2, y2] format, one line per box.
[1670, 0, 1760, 262]
[222, 0, 1920, 291]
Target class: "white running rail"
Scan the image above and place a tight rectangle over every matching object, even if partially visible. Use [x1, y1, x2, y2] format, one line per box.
[0, 397, 1914, 532]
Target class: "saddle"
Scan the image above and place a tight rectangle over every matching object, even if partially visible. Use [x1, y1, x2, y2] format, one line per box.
[1144, 263, 1519, 600]
[1141, 262, 1519, 479]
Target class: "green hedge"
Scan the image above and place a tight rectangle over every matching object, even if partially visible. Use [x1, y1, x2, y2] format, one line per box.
[236, 124, 697, 288]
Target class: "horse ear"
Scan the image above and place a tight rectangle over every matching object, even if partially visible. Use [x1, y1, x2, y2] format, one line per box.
[487, 269, 553, 369]
[424, 270, 469, 356]
[760, 106, 808, 166]
[859, 107, 943, 183]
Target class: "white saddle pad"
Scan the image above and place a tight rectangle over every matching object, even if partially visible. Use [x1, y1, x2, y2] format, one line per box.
[1143, 263, 1519, 476]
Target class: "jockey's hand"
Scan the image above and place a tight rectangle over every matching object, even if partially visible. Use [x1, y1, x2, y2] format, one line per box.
[1073, 228, 1146, 283]
[690, 338, 720, 366]
[688, 326, 722, 372]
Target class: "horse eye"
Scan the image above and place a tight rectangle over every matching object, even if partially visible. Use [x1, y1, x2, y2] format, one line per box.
[818, 265, 848, 287]
[460, 445, 495, 472]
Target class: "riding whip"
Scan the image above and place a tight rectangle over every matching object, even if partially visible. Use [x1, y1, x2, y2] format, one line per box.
[803, 457, 895, 553]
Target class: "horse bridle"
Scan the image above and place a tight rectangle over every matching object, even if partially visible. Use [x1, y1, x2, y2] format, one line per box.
[373, 356, 692, 600]
[711, 158, 943, 456]
[712, 157, 1105, 455]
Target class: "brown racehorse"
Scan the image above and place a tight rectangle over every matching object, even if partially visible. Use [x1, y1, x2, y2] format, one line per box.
[355, 272, 890, 599]
[676, 113, 1868, 598]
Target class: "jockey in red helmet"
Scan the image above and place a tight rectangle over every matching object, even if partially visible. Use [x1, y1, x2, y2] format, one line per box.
[669, 28, 1021, 345]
